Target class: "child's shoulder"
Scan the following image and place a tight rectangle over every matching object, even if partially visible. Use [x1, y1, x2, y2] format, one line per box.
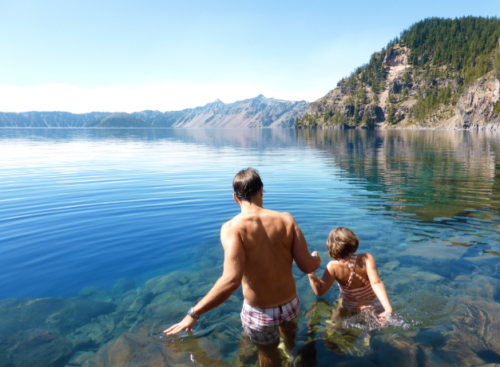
[355, 253, 376, 264]
[326, 259, 342, 270]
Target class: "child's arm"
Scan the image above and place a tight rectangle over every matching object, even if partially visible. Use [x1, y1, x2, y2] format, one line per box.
[365, 254, 392, 317]
[307, 260, 337, 297]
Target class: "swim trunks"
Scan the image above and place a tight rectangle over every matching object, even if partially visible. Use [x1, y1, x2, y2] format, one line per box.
[240, 296, 300, 345]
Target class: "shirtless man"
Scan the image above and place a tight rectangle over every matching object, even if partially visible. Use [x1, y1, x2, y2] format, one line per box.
[164, 168, 321, 365]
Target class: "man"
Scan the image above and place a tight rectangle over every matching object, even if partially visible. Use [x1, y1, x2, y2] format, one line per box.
[164, 168, 321, 365]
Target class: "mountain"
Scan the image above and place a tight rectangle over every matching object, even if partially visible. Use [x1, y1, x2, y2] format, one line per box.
[0, 95, 308, 128]
[86, 113, 153, 128]
[0, 111, 108, 128]
[296, 17, 500, 130]
[132, 95, 308, 128]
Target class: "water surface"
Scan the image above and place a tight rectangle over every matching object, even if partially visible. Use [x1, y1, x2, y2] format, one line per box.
[1, 128, 499, 366]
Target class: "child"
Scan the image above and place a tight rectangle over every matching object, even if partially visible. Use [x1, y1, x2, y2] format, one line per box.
[307, 227, 392, 320]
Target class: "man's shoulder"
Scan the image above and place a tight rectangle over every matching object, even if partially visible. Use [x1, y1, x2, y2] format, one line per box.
[221, 214, 251, 232]
[222, 210, 295, 232]
[263, 209, 295, 223]
[222, 216, 242, 231]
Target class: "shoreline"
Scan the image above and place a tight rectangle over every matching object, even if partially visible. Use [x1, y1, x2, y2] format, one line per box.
[1, 125, 500, 131]
[294, 125, 500, 131]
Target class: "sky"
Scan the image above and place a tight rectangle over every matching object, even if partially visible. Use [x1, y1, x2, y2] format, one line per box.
[0, 0, 498, 113]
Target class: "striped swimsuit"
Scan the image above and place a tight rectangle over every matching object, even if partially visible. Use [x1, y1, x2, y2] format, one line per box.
[337, 254, 381, 311]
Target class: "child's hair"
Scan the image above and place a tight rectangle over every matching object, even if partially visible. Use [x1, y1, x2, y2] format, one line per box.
[327, 227, 359, 259]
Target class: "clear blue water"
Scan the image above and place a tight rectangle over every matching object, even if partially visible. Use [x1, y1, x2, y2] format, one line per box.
[1, 128, 500, 366]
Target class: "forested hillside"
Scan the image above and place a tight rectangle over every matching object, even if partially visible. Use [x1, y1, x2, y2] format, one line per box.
[296, 17, 500, 129]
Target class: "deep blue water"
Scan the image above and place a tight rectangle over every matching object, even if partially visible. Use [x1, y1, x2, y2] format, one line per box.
[0, 128, 356, 299]
[1, 128, 500, 366]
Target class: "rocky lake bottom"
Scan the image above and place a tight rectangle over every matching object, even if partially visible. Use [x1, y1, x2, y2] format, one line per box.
[1, 128, 500, 366]
[2, 229, 500, 367]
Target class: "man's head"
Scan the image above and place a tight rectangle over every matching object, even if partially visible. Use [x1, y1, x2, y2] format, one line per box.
[327, 227, 359, 259]
[233, 168, 263, 203]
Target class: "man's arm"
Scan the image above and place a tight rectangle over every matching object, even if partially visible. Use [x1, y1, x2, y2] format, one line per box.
[289, 214, 321, 274]
[164, 222, 245, 335]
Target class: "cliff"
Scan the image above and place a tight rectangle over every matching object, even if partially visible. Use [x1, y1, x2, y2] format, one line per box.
[296, 17, 500, 130]
[0, 95, 308, 128]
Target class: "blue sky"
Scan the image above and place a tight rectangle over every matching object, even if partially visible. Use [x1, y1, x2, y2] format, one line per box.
[0, 0, 498, 113]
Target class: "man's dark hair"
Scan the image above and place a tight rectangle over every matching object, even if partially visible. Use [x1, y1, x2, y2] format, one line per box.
[233, 168, 263, 202]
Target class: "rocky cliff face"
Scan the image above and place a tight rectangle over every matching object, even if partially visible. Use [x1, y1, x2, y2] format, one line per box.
[446, 78, 500, 129]
[296, 17, 500, 130]
[0, 95, 308, 128]
[297, 45, 500, 130]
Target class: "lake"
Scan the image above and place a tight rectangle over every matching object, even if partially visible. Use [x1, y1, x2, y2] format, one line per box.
[1, 128, 499, 367]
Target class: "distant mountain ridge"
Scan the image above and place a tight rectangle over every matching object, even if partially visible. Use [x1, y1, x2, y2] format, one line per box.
[296, 17, 500, 130]
[0, 95, 308, 128]
[134, 94, 307, 128]
[87, 113, 154, 128]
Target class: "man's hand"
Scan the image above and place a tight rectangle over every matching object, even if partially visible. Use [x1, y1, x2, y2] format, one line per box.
[311, 251, 321, 265]
[163, 315, 198, 336]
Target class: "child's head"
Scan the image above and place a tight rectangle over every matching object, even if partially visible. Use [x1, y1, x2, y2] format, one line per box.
[327, 227, 359, 259]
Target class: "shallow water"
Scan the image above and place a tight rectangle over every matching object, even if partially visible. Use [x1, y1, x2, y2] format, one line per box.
[1, 128, 500, 366]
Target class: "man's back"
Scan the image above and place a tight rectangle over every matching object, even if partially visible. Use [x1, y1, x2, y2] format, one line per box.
[164, 167, 320, 342]
[223, 207, 297, 308]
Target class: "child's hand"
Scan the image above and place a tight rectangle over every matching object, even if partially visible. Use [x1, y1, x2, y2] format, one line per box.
[377, 310, 392, 326]
[378, 310, 392, 318]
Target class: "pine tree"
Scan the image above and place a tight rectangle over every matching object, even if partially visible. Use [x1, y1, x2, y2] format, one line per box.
[386, 107, 395, 124]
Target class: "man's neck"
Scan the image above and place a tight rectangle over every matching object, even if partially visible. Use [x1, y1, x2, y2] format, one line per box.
[239, 200, 263, 213]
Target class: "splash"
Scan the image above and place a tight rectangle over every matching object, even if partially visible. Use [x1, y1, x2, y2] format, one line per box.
[342, 310, 412, 332]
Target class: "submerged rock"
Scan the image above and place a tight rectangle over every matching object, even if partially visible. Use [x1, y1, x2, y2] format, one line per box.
[418, 338, 486, 367]
[78, 286, 113, 303]
[110, 278, 136, 297]
[81, 332, 176, 367]
[372, 334, 418, 367]
[139, 299, 192, 323]
[117, 294, 146, 313]
[0, 297, 116, 338]
[451, 298, 500, 355]
[179, 282, 213, 302]
[457, 276, 499, 301]
[306, 299, 334, 329]
[68, 313, 125, 349]
[383, 260, 400, 271]
[141, 272, 184, 295]
[412, 271, 445, 282]
[68, 351, 94, 365]
[0, 328, 73, 367]
[401, 240, 469, 257]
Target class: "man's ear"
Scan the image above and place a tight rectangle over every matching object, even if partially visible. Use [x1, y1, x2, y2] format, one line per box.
[233, 193, 240, 204]
[259, 187, 264, 197]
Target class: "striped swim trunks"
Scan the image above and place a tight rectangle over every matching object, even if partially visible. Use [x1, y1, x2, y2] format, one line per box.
[240, 296, 300, 345]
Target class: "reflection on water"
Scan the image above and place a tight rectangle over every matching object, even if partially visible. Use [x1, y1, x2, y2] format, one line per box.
[1, 128, 500, 366]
